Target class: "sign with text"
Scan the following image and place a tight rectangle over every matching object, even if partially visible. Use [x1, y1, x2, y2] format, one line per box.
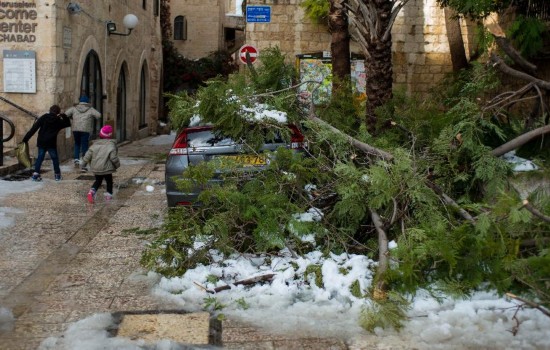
[246, 5, 271, 23]
[3, 50, 36, 93]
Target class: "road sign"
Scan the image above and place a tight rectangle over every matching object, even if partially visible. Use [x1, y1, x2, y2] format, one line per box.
[239, 44, 259, 64]
[246, 5, 271, 23]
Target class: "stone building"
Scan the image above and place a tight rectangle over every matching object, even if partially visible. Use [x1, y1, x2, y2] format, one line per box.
[0, 0, 163, 162]
[169, 0, 245, 60]
[243, 0, 474, 96]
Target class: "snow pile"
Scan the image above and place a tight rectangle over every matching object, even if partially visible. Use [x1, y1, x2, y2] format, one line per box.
[153, 249, 374, 339]
[502, 151, 539, 172]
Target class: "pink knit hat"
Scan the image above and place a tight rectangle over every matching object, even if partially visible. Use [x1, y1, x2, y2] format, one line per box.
[99, 125, 113, 139]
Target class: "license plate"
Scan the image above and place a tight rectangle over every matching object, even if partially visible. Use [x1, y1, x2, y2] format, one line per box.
[218, 155, 266, 167]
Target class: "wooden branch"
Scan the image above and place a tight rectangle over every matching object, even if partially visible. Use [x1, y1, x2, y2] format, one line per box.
[213, 273, 276, 293]
[506, 292, 550, 318]
[490, 53, 550, 90]
[521, 199, 550, 223]
[308, 115, 394, 161]
[491, 124, 550, 157]
[370, 209, 389, 295]
[426, 181, 476, 224]
[493, 36, 537, 75]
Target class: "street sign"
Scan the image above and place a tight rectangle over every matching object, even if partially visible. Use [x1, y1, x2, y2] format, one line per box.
[246, 5, 271, 23]
[239, 44, 259, 64]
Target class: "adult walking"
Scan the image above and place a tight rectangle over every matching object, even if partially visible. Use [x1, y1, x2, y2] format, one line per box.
[65, 95, 101, 166]
[22, 105, 71, 181]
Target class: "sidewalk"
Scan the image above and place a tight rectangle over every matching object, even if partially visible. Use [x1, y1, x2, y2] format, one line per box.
[0, 136, 365, 350]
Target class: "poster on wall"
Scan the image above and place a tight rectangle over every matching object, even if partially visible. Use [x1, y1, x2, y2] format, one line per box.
[3, 50, 36, 94]
[296, 53, 366, 105]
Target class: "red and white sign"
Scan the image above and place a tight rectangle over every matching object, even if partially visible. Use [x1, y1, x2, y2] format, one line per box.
[238, 44, 258, 64]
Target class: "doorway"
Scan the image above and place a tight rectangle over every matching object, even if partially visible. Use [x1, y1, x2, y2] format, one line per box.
[116, 67, 127, 142]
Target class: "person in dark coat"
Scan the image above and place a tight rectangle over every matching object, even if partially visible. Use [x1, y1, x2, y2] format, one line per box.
[22, 105, 71, 181]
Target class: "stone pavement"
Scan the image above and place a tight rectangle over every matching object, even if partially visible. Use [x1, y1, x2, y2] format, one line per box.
[0, 137, 396, 350]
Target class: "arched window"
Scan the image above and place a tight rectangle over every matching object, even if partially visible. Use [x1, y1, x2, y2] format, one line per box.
[139, 64, 148, 128]
[116, 65, 127, 142]
[174, 16, 187, 40]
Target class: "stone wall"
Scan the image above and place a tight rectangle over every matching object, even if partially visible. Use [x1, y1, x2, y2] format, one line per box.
[244, 0, 473, 96]
[0, 0, 163, 160]
[170, 0, 224, 59]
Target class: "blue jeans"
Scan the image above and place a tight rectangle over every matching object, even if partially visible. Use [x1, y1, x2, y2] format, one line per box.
[34, 147, 60, 175]
[73, 131, 90, 159]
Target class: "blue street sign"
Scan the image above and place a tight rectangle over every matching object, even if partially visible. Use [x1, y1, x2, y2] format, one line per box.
[246, 5, 271, 23]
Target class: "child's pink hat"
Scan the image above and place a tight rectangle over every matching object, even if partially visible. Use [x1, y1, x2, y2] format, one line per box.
[99, 125, 113, 139]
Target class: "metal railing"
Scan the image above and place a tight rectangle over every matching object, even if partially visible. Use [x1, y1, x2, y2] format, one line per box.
[0, 95, 38, 167]
[0, 114, 15, 166]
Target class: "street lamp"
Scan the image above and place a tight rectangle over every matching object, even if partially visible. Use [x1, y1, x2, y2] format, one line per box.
[106, 14, 139, 36]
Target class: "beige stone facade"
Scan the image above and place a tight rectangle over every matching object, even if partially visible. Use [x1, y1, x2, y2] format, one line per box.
[169, 0, 245, 59]
[1, 0, 162, 161]
[169, 0, 223, 59]
[243, 0, 473, 95]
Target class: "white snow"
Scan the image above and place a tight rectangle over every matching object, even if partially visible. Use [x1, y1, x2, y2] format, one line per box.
[502, 151, 539, 172]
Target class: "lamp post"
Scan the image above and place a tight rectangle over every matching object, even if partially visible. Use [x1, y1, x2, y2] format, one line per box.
[106, 14, 139, 36]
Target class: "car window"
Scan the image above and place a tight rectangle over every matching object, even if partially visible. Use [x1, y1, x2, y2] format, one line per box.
[187, 130, 234, 147]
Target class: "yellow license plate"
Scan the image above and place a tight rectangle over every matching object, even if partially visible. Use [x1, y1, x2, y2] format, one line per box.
[220, 155, 266, 166]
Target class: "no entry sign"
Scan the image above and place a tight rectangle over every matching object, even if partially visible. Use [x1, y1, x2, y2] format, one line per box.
[239, 44, 258, 64]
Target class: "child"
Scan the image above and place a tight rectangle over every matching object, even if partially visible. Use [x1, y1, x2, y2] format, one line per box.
[22, 105, 71, 181]
[81, 125, 120, 203]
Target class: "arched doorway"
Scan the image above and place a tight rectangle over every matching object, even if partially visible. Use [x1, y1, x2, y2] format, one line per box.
[116, 65, 127, 142]
[139, 62, 148, 129]
[81, 51, 103, 138]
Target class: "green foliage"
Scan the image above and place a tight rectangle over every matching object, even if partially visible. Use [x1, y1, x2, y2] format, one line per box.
[360, 292, 411, 332]
[235, 297, 250, 310]
[203, 296, 225, 311]
[144, 44, 550, 329]
[437, 0, 511, 19]
[305, 264, 324, 287]
[507, 16, 546, 58]
[300, 0, 329, 23]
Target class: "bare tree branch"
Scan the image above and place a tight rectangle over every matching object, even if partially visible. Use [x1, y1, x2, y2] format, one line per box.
[521, 200, 550, 223]
[506, 293, 550, 318]
[490, 54, 550, 90]
[491, 124, 550, 157]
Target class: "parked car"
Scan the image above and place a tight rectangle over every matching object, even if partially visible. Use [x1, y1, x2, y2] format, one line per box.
[165, 124, 307, 207]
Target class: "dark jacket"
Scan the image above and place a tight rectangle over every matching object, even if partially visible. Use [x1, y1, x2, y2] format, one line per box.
[22, 113, 71, 149]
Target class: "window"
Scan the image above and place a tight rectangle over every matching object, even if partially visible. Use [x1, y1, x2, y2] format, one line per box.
[142, 0, 146, 10]
[154, 0, 159, 16]
[174, 16, 187, 40]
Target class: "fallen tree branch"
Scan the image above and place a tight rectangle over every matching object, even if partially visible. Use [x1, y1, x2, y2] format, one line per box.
[426, 181, 476, 224]
[308, 114, 394, 161]
[370, 209, 389, 297]
[213, 273, 276, 293]
[491, 124, 550, 157]
[490, 53, 550, 90]
[506, 292, 550, 318]
[521, 199, 550, 223]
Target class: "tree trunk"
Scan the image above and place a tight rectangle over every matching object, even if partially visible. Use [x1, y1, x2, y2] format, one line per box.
[364, 35, 393, 135]
[444, 7, 468, 71]
[329, 0, 351, 92]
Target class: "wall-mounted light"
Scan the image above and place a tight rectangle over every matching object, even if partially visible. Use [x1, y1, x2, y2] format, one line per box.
[106, 14, 139, 36]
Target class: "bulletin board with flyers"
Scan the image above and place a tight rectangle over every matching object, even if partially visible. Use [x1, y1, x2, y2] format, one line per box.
[296, 52, 366, 105]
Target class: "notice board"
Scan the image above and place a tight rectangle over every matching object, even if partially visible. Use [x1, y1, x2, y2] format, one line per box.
[3, 50, 36, 93]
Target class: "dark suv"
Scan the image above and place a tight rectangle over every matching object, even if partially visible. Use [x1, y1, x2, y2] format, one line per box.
[165, 125, 306, 207]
